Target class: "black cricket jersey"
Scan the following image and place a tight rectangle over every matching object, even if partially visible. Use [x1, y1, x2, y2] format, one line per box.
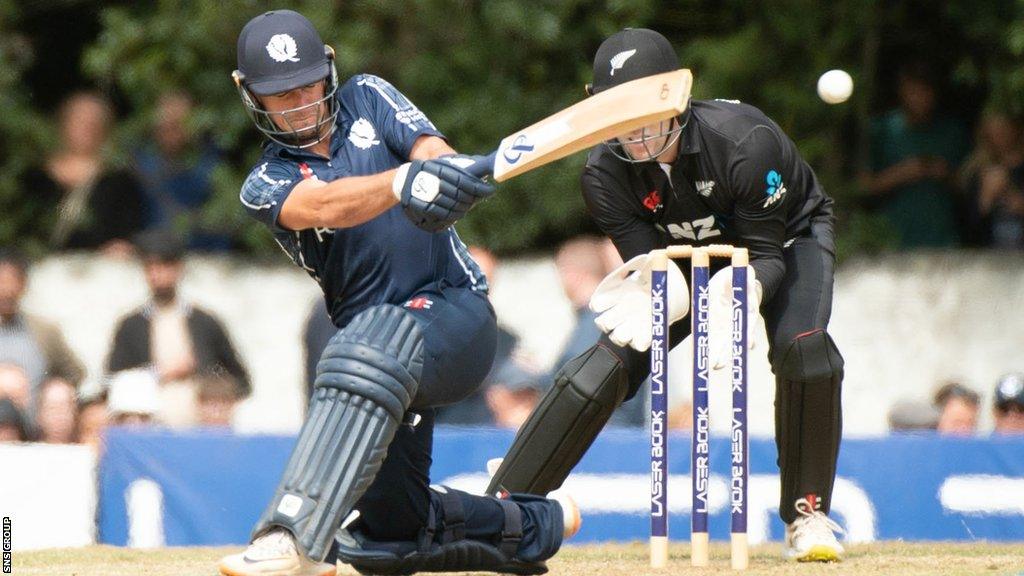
[581, 98, 835, 300]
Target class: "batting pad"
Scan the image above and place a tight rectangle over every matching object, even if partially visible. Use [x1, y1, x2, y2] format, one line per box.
[252, 304, 423, 561]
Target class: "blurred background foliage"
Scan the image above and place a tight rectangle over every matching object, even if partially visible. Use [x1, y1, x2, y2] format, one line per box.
[1, 0, 1023, 257]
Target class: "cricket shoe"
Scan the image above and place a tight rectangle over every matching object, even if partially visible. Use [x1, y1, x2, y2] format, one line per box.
[783, 496, 845, 562]
[488, 457, 581, 540]
[219, 528, 336, 576]
[550, 490, 582, 540]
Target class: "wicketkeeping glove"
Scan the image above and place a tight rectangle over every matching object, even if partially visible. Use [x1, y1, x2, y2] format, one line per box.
[589, 253, 689, 352]
[393, 154, 495, 232]
[705, 266, 764, 369]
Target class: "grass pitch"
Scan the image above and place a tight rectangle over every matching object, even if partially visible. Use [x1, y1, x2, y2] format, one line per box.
[12, 541, 1024, 576]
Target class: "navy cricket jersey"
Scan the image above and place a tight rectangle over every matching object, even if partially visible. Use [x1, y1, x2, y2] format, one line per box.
[239, 74, 487, 327]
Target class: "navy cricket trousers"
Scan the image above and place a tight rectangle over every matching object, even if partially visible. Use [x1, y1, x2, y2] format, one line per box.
[342, 281, 561, 561]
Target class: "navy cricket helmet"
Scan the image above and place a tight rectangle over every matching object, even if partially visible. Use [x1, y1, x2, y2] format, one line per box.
[232, 10, 339, 148]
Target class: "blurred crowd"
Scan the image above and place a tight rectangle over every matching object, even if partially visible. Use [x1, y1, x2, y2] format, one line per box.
[0, 232, 250, 450]
[0, 231, 656, 450]
[11, 90, 231, 258]
[861, 62, 1024, 249]
[7, 64, 1023, 259]
[887, 376, 1024, 435]
[1, 68, 1024, 451]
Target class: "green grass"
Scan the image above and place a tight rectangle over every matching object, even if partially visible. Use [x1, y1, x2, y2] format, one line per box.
[12, 541, 1024, 576]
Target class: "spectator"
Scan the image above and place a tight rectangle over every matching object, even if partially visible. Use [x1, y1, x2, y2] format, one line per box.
[35, 377, 77, 444]
[887, 399, 939, 432]
[107, 230, 249, 426]
[552, 236, 645, 427]
[435, 245, 518, 425]
[667, 390, 693, 431]
[196, 373, 241, 428]
[0, 363, 31, 414]
[0, 249, 85, 396]
[0, 398, 29, 443]
[134, 91, 232, 251]
[302, 301, 336, 404]
[959, 111, 1024, 248]
[468, 246, 518, 369]
[551, 237, 606, 368]
[77, 392, 109, 451]
[861, 62, 968, 248]
[993, 373, 1024, 434]
[107, 369, 160, 426]
[484, 362, 544, 429]
[933, 382, 979, 436]
[17, 91, 145, 255]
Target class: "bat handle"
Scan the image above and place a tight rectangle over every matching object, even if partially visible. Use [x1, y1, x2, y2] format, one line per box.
[467, 151, 497, 180]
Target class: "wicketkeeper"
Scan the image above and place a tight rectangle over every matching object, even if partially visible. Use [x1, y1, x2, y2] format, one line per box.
[487, 28, 845, 562]
[219, 10, 577, 576]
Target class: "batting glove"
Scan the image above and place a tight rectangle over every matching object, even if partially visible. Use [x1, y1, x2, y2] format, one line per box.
[393, 155, 495, 233]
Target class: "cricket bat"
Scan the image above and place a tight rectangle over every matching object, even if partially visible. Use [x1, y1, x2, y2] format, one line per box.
[473, 69, 693, 181]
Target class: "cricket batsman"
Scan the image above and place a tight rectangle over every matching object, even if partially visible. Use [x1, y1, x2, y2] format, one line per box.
[487, 28, 845, 562]
[219, 10, 577, 576]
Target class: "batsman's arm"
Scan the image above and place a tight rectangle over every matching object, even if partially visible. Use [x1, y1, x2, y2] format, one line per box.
[409, 134, 456, 160]
[278, 135, 457, 231]
[278, 170, 399, 231]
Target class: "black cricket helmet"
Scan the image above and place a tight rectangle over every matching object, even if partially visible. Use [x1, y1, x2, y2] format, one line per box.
[232, 10, 339, 148]
[588, 28, 687, 163]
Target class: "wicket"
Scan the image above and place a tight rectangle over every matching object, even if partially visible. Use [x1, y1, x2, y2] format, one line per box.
[649, 244, 749, 570]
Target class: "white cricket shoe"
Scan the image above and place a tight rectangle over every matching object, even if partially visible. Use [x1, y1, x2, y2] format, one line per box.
[487, 457, 581, 539]
[550, 490, 582, 539]
[784, 497, 845, 562]
[219, 529, 336, 576]
[486, 457, 503, 478]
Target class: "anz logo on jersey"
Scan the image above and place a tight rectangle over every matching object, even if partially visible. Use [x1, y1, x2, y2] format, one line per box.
[657, 215, 722, 241]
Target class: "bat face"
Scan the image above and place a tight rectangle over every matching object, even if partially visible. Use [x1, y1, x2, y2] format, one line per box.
[491, 69, 693, 182]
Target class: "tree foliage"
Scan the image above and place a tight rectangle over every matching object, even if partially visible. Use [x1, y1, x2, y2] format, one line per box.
[2, 0, 1023, 256]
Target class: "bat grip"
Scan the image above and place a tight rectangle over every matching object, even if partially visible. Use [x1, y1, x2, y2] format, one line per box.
[467, 151, 497, 180]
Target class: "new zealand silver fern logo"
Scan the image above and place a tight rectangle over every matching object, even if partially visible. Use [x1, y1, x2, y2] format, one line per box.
[609, 49, 637, 76]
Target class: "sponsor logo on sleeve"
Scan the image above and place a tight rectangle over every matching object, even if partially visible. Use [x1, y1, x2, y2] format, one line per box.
[762, 169, 787, 208]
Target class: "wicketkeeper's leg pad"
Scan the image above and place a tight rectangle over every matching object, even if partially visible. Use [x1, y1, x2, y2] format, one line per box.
[486, 344, 628, 496]
[775, 329, 843, 523]
[252, 304, 424, 561]
[335, 487, 556, 575]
